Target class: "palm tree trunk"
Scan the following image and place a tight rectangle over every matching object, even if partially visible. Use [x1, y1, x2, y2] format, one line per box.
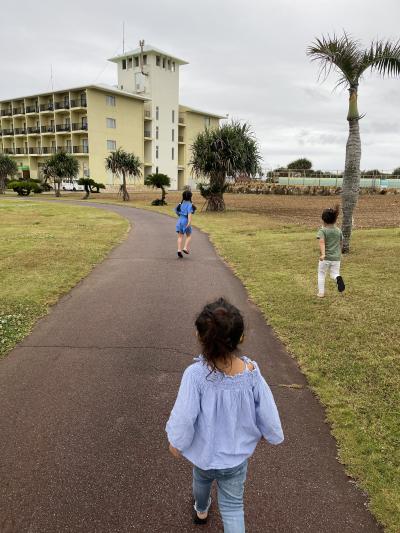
[207, 171, 226, 212]
[122, 171, 130, 201]
[161, 186, 166, 204]
[0, 176, 5, 194]
[342, 87, 361, 253]
[54, 178, 61, 197]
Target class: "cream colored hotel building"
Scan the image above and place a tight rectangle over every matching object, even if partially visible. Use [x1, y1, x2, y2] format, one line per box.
[0, 44, 223, 189]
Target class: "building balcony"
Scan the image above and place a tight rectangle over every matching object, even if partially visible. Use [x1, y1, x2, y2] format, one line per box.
[144, 130, 152, 139]
[70, 98, 87, 108]
[2, 129, 14, 136]
[178, 115, 185, 125]
[41, 125, 55, 133]
[12, 107, 25, 116]
[40, 103, 54, 112]
[55, 101, 70, 110]
[56, 124, 71, 132]
[14, 128, 27, 135]
[3, 148, 15, 154]
[28, 147, 42, 155]
[27, 127, 41, 135]
[57, 146, 73, 154]
[73, 145, 89, 154]
[1, 109, 12, 117]
[71, 122, 88, 131]
[178, 135, 185, 143]
[42, 146, 56, 155]
[144, 110, 152, 120]
[26, 105, 39, 114]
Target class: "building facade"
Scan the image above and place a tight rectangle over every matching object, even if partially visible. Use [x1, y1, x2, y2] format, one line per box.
[0, 43, 223, 189]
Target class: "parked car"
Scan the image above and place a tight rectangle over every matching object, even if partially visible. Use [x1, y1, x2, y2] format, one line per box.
[61, 180, 85, 191]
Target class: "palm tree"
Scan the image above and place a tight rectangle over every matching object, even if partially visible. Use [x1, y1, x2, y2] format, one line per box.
[308, 33, 400, 252]
[144, 173, 171, 205]
[105, 148, 142, 201]
[44, 151, 80, 197]
[0, 154, 18, 194]
[190, 120, 261, 211]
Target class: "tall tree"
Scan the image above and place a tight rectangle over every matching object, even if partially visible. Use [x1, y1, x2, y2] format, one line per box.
[0, 155, 18, 194]
[191, 121, 261, 211]
[308, 33, 400, 252]
[44, 151, 80, 197]
[105, 148, 142, 201]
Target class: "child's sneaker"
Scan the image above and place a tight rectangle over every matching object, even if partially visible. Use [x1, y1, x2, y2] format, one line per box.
[336, 276, 345, 292]
[317, 293, 325, 298]
[177, 251, 183, 258]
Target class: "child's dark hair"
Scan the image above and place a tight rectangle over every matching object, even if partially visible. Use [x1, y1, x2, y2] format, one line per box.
[195, 298, 244, 373]
[321, 204, 340, 224]
[182, 190, 192, 202]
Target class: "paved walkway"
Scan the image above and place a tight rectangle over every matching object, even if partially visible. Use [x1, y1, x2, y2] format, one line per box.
[0, 203, 382, 532]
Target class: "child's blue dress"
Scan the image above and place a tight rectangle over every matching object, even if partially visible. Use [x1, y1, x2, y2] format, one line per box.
[175, 200, 194, 235]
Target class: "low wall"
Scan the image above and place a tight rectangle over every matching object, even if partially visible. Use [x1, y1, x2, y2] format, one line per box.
[227, 182, 399, 196]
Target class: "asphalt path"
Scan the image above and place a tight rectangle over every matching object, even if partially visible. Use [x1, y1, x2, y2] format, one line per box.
[0, 202, 382, 532]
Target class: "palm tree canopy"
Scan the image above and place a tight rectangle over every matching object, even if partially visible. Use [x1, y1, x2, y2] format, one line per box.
[0, 154, 18, 178]
[45, 151, 79, 180]
[307, 33, 400, 88]
[190, 121, 261, 179]
[105, 148, 142, 179]
[144, 173, 171, 189]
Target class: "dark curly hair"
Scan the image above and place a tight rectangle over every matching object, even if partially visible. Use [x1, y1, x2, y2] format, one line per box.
[321, 204, 340, 224]
[195, 298, 244, 374]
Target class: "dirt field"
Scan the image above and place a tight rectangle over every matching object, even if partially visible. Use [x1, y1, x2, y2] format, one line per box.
[73, 191, 400, 229]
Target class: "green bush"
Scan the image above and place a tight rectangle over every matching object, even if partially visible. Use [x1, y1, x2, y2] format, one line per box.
[7, 180, 43, 196]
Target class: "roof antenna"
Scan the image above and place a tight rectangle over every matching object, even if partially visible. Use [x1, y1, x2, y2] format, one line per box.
[139, 39, 148, 76]
[50, 64, 54, 91]
[122, 21, 125, 53]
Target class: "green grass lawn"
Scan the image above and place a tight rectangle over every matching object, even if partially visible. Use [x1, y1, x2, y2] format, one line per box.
[3, 194, 399, 531]
[0, 200, 129, 358]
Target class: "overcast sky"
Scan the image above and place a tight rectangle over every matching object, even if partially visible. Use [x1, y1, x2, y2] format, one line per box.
[1, 0, 399, 170]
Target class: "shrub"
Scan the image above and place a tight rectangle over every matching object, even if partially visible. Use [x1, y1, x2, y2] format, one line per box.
[7, 180, 43, 196]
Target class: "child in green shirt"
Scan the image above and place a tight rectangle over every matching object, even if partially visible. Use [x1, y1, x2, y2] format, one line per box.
[316, 205, 346, 297]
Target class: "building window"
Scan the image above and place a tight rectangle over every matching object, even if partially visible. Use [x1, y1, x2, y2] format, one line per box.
[172, 147, 174, 160]
[172, 109, 175, 123]
[156, 166, 159, 174]
[156, 106, 159, 120]
[134, 57, 139, 67]
[162, 57, 166, 68]
[107, 140, 116, 150]
[143, 55, 147, 65]
[106, 95, 116, 106]
[156, 146, 159, 159]
[204, 116, 211, 128]
[156, 56, 160, 66]
[128, 57, 133, 69]
[172, 62, 176, 72]
[172, 129, 174, 141]
[106, 118, 116, 128]
[156, 126, 159, 140]
[122, 59, 127, 70]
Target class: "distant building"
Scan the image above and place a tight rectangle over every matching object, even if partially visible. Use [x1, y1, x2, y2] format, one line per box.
[0, 43, 223, 189]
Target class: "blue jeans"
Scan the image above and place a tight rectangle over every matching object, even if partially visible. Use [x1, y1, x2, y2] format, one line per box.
[193, 460, 248, 533]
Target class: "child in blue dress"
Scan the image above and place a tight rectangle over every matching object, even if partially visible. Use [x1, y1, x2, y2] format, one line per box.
[166, 298, 284, 532]
[175, 190, 194, 258]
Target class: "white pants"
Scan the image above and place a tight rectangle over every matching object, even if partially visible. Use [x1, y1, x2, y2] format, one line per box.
[318, 260, 341, 295]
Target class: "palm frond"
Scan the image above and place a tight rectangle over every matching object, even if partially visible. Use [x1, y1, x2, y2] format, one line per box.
[307, 32, 362, 87]
[357, 39, 400, 78]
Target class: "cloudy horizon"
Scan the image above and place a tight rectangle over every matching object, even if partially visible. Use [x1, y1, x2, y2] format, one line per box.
[1, 0, 399, 171]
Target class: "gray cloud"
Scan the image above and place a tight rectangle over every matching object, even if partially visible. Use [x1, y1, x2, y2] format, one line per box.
[0, 0, 399, 170]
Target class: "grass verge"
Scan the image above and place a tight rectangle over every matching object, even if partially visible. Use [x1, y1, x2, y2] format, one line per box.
[0, 200, 129, 358]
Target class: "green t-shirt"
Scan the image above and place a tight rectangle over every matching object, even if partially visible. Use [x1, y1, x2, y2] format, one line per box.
[316, 226, 343, 261]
